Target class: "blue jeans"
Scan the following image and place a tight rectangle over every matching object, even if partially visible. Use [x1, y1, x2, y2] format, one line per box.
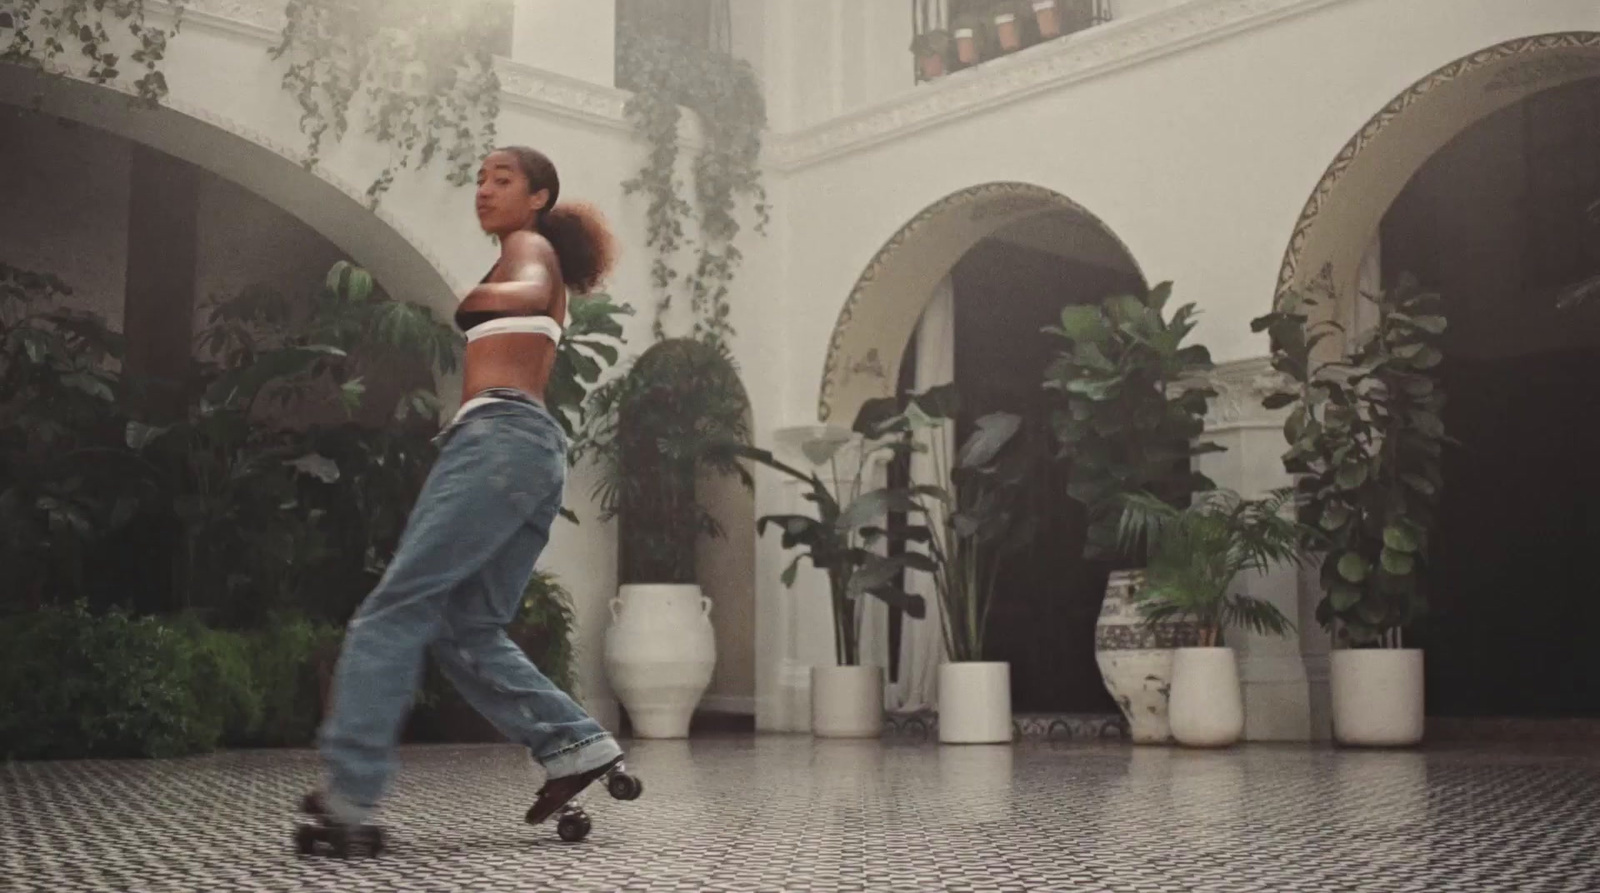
[317, 394, 620, 824]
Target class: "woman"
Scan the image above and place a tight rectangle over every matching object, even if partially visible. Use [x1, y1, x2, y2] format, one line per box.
[302, 146, 627, 846]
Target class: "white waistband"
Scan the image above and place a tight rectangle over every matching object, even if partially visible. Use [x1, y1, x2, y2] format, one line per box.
[463, 314, 563, 345]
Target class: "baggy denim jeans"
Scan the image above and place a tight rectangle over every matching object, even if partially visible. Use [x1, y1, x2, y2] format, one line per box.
[317, 393, 620, 824]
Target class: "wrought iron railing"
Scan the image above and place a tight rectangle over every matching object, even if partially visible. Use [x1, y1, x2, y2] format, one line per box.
[910, 0, 1112, 83]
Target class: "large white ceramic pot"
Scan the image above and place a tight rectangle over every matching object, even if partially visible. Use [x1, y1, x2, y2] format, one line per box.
[938, 661, 1013, 744]
[603, 584, 716, 739]
[1094, 569, 1200, 744]
[1168, 647, 1244, 747]
[1331, 648, 1425, 747]
[811, 664, 884, 738]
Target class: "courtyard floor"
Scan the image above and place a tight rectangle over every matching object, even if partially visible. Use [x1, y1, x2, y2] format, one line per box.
[2, 734, 1598, 892]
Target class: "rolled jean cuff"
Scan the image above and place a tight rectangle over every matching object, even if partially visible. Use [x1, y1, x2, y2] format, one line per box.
[538, 733, 623, 780]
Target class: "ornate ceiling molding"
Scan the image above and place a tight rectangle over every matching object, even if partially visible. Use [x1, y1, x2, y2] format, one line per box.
[170, 0, 1350, 170]
[767, 0, 1346, 171]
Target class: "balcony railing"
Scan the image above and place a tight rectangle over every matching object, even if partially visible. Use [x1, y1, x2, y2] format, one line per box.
[910, 0, 1113, 83]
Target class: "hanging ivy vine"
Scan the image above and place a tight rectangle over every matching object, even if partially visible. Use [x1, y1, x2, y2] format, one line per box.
[268, 0, 505, 206]
[0, 0, 184, 106]
[617, 30, 769, 346]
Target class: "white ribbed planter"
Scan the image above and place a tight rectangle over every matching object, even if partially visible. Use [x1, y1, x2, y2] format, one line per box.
[603, 584, 716, 739]
[1168, 647, 1244, 748]
[1331, 649, 1425, 747]
[811, 665, 884, 738]
[938, 662, 1013, 744]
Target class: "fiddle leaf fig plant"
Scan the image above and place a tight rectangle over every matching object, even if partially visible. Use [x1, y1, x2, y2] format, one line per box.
[1251, 274, 1449, 648]
[1042, 281, 1223, 564]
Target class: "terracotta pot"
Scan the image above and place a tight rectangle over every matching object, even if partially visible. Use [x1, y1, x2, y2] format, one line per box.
[954, 28, 980, 64]
[1033, 0, 1061, 38]
[994, 13, 1022, 51]
[919, 52, 946, 80]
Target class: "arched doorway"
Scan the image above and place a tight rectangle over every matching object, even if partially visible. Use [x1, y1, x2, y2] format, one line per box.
[0, 66, 453, 317]
[818, 182, 1145, 719]
[1275, 33, 1600, 735]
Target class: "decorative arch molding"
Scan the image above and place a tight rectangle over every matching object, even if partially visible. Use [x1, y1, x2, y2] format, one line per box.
[1274, 32, 1600, 335]
[816, 182, 1143, 424]
[0, 61, 456, 314]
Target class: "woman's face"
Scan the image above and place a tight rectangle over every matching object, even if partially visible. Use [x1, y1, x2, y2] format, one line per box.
[475, 150, 548, 235]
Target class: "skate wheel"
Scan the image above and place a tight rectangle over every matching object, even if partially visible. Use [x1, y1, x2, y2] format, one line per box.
[556, 812, 591, 842]
[293, 824, 318, 856]
[607, 772, 643, 801]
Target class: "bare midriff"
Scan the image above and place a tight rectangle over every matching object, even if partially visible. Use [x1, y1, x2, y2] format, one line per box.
[457, 271, 568, 406]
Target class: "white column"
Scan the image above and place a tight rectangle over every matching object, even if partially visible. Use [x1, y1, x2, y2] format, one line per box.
[1193, 357, 1316, 741]
[884, 275, 955, 713]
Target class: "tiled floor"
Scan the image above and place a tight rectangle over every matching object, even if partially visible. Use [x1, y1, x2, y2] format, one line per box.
[3, 736, 1599, 892]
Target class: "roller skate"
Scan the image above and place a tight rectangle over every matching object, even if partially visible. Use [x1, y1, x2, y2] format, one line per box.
[292, 791, 386, 858]
[524, 755, 643, 843]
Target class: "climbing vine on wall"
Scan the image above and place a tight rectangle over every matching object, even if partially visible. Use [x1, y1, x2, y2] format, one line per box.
[268, 0, 505, 205]
[618, 30, 769, 346]
[0, 0, 184, 105]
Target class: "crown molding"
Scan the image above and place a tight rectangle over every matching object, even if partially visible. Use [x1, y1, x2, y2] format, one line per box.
[766, 0, 1346, 171]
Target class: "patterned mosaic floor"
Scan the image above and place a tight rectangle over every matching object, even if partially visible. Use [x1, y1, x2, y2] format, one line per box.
[4, 736, 1599, 892]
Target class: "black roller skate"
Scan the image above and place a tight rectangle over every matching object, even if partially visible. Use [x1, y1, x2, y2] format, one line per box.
[525, 756, 643, 843]
[293, 791, 386, 858]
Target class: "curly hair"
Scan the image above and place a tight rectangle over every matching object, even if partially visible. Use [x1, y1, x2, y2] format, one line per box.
[497, 145, 619, 294]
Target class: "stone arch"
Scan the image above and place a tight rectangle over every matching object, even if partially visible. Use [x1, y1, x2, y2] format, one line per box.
[0, 64, 454, 315]
[1274, 32, 1600, 339]
[816, 182, 1144, 425]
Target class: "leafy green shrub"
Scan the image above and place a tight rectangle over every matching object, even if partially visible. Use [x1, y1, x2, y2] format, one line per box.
[0, 603, 223, 759]
[236, 614, 341, 748]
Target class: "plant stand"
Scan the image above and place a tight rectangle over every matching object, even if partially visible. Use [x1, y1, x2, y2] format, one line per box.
[1331, 649, 1425, 746]
[938, 662, 1013, 744]
[811, 664, 885, 738]
[1168, 647, 1244, 747]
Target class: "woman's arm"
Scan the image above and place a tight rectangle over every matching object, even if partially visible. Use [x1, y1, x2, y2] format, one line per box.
[463, 229, 558, 313]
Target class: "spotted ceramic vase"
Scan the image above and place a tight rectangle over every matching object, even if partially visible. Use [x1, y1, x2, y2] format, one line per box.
[1094, 569, 1201, 744]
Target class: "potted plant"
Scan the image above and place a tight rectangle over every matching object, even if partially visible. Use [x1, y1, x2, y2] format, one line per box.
[885, 386, 1042, 744]
[951, 14, 987, 66]
[992, 1, 1033, 53]
[1251, 274, 1448, 747]
[1031, 0, 1063, 39]
[575, 336, 751, 738]
[1114, 488, 1308, 747]
[714, 407, 930, 738]
[1041, 281, 1224, 743]
[910, 29, 952, 81]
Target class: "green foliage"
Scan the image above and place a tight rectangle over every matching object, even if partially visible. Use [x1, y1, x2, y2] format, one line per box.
[1251, 274, 1449, 647]
[268, 0, 506, 205]
[0, 0, 183, 105]
[617, 26, 769, 345]
[1042, 282, 1223, 564]
[860, 384, 1044, 663]
[546, 293, 634, 443]
[0, 602, 232, 759]
[574, 338, 751, 584]
[712, 402, 933, 667]
[0, 604, 346, 759]
[123, 260, 457, 623]
[1115, 488, 1309, 647]
[0, 263, 144, 610]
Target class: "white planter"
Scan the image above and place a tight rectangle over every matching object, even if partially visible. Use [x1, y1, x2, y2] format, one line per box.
[603, 583, 716, 739]
[811, 664, 884, 738]
[1168, 647, 1244, 747]
[938, 662, 1013, 744]
[1331, 648, 1425, 747]
[1094, 569, 1200, 744]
